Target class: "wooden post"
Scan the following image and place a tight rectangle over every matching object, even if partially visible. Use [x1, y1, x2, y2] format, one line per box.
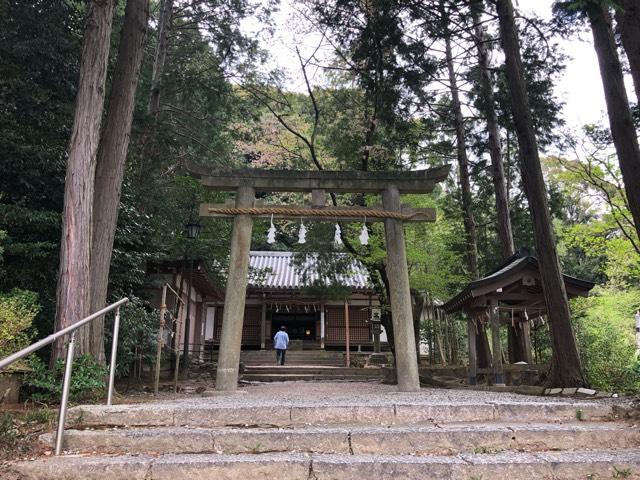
[382, 185, 420, 392]
[467, 318, 477, 385]
[311, 189, 326, 207]
[215, 186, 255, 392]
[521, 319, 533, 364]
[260, 303, 267, 350]
[489, 299, 505, 385]
[344, 300, 350, 367]
[173, 350, 181, 393]
[154, 284, 167, 395]
[320, 304, 325, 350]
[182, 258, 194, 366]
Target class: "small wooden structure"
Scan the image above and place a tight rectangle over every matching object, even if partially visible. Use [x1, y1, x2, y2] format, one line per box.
[191, 166, 450, 392]
[441, 251, 594, 385]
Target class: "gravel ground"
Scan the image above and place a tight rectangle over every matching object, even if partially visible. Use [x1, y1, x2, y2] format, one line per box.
[133, 381, 630, 408]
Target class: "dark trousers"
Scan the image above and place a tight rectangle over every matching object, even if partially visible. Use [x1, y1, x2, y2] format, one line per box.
[276, 349, 286, 365]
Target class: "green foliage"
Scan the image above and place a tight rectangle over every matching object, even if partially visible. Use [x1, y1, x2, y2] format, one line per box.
[572, 287, 640, 393]
[405, 194, 469, 300]
[613, 466, 633, 479]
[0, 413, 17, 450]
[0, 289, 39, 360]
[23, 355, 108, 404]
[105, 297, 158, 378]
[0, 0, 83, 340]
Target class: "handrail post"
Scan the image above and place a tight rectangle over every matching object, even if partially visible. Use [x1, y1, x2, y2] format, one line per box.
[107, 306, 122, 406]
[154, 285, 167, 395]
[55, 331, 76, 456]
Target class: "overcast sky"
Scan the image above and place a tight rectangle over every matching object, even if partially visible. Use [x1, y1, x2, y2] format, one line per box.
[255, 0, 636, 132]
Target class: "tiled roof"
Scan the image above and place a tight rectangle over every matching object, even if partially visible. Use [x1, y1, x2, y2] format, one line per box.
[248, 251, 370, 290]
[441, 253, 595, 313]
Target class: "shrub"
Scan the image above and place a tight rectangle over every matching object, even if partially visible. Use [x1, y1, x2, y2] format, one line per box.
[104, 296, 158, 378]
[23, 354, 108, 404]
[0, 289, 39, 360]
[572, 287, 640, 393]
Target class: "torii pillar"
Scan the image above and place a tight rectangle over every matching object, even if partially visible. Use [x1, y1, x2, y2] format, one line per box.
[215, 186, 255, 391]
[383, 185, 420, 392]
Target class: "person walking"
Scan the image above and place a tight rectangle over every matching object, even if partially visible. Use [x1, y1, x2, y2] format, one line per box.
[274, 326, 289, 366]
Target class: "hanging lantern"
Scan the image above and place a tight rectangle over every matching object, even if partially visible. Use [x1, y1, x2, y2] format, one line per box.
[298, 221, 307, 244]
[334, 223, 343, 246]
[359, 221, 369, 245]
[267, 214, 276, 244]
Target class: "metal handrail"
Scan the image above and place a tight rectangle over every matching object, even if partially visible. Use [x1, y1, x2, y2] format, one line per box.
[0, 297, 129, 455]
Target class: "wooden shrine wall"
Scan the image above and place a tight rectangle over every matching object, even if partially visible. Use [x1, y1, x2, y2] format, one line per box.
[212, 305, 372, 347]
[325, 306, 371, 346]
[213, 306, 261, 346]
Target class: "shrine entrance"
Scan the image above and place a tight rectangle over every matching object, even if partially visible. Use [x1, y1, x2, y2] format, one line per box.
[191, 167, 449, 392]
[271, 313, 317, 342]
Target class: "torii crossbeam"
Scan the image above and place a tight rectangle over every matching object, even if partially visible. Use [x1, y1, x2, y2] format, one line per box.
[192, 166, 450, 392]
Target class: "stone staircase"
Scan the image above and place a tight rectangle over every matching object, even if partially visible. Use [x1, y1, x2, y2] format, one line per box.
[236, 350, 346, 366]
[241, 365, 383, 382]
[5, 383, 640, 479]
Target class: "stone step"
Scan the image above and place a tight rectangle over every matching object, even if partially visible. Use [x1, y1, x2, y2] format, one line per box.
[243, 366, 382, 376]
[7, 449, 640, 479]
[241, 374, 381, 382]
[239, 352, 344, 358]
[68, 400, 613, 428]
[40, 423, 640, 456]
[240, 356, 346, 366]
[243, 361, 346, 366]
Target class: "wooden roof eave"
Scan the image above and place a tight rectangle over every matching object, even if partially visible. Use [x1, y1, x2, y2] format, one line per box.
[442, 256, 595, 314]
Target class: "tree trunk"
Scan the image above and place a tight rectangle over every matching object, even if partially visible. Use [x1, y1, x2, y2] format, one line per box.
[412, 292, 425, 365]
[616, 0, 640, 103]
[51, 0, 117, 364]
[471, 0, 515, 259]
[473, 322, 490, 369]
[471, 0, 524, 364]
[444, 21, 493, 370]
[496, 0, 586, 387]
[148, 0, 173, 118]
[444, 34, 479, 279]
[588, 4, 640, 242]
[89, 0, 150, 364]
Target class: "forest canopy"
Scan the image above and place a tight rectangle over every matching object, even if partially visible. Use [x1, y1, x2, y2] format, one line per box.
[0, 0, 638, 392]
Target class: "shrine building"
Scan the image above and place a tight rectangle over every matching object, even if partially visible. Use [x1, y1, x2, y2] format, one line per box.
[147, 251, 383, 357]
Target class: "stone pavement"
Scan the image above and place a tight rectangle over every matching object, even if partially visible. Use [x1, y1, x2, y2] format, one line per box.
[4, 382, 640, 479]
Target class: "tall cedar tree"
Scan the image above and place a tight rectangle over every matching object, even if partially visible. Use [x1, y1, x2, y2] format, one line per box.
[585, 3, 640, 242]
[442, 6, 480, 280]
[469, 0, 529, 364]
[90, 0, 150, 364]
[52, 0, 117, 363]
[149, 0, 172, 118]
[470, 0, 515, 259]
[615, 0, 640, 102]
[495, 0, 586, 386]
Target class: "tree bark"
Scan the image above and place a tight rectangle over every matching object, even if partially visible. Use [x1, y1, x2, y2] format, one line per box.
[51, 0, 117, 364]
[444, 34, 479, 279]
[471, 0, 528, 363]
[476, 324, 492, 368]
[89, 0, 150, 364]
[616, 0, 640, 103]
[496, 0, 586, 387]
[588, 4, 640, 242]
[412, 292, 425, 365]
[148, 0, 173, 118]
[470, 0, 515, 259]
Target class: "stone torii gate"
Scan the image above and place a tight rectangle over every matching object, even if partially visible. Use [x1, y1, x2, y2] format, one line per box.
[192, 167, 449, 392]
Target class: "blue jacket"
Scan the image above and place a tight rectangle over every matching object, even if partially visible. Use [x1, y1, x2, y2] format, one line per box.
[274, 331, 289, 349]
